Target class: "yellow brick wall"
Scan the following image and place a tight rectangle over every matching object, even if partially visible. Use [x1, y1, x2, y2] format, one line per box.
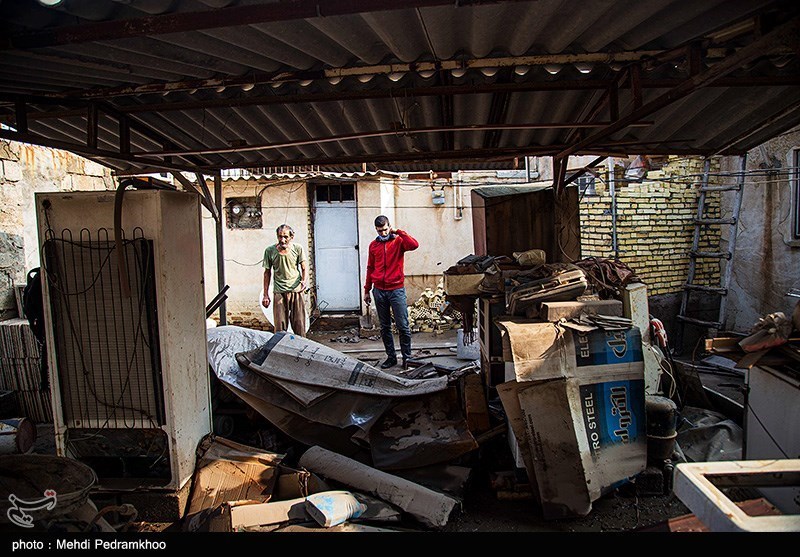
[580, 156, 722, 296]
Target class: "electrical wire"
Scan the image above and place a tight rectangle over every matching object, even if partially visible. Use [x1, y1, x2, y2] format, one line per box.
[744, 400, 791, 458]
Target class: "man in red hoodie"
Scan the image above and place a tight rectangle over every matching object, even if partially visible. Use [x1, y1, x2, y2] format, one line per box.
[363, 215, 419, 369]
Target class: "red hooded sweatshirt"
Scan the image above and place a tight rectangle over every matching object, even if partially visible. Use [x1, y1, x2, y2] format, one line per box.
[364, 229, 419, 292]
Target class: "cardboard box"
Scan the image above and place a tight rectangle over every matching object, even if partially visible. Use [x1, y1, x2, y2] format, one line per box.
[538, 299, 623, 321]
[495, 319, 647, 519]
[184, 436, 284, 529]
[187, 497, 311, 532]
[443, 272, 484, 296]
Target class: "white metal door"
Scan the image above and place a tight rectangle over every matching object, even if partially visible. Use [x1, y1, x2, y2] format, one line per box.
[313, 187, 360, 311]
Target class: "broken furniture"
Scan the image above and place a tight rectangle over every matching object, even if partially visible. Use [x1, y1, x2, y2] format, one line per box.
[673, 459, 800, 532]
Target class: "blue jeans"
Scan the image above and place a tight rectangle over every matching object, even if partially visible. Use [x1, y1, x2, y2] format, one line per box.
[373, 287, 411, 361]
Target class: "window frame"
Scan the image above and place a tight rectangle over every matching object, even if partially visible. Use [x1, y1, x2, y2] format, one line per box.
[788, 147, 800, 247]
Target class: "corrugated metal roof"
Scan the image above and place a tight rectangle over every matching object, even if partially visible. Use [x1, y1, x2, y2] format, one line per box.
[1, 0, 798, 175]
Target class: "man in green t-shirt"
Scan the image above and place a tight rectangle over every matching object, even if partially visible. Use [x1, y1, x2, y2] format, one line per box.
[262, 224, 308, 336]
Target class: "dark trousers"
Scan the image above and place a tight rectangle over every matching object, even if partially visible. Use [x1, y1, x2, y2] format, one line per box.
[273, 291, 306, 336]
[373, 287, 411, 360]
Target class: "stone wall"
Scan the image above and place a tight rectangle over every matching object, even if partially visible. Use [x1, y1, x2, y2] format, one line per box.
[0, 140, 114, 319]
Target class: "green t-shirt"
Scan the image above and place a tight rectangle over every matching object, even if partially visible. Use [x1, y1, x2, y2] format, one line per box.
[263, 243, 305, 293]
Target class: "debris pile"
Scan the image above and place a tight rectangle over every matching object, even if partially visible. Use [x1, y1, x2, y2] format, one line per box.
[408, 280, 464, 334]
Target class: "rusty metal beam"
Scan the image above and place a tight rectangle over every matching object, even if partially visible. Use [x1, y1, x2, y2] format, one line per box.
[150, 121, 653, 158]
[170, 171, 218, 217]
[552, 156, 567, 192]
[717, 99, 800, 155]
[0, 128, 209, 173]
[0, 93, 208, 168]
[563, 156, 606, 188]
[87, 104, 97, 149]
[3, 76, 795, 122]
[630, 64, 643, 110]
[194, 171, 220, 222]
[214, 172, 226, 326]
[3, 0, 532, 50]
[46, 48, 740, 101]
[554, 16, 800, 162]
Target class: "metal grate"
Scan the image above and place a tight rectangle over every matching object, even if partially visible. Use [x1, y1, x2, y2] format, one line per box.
[43, 228, 165, 430]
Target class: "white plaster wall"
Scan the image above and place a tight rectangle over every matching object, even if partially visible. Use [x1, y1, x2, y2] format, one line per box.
[202, 179, 310, 322]
[721, 126, 800, 333]
[202, 175, 487, 320]
[389, 179, 476, 301]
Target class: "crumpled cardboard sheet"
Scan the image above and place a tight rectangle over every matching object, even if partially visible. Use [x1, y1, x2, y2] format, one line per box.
[207, 326, 473, 468]
[184, 436, 284, 530]
[207, 326, 387, 455]
[235, 330, 449, 397]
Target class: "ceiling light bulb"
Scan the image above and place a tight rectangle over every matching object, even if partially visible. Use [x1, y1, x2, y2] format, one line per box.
[544, 64, 562, 75]
[328, 77, 342, 85]
[514, 65, 530, 76]
[451, 68, 466, 78]
[480, 67, 498, 77]
[388, 72, 404, 82]
[575, 63, 593, 74]
[419, 70, 435, 78]
[358, 74, 374, 83]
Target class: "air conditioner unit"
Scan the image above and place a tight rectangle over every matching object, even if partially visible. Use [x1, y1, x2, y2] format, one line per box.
[35, 189, 211, 491]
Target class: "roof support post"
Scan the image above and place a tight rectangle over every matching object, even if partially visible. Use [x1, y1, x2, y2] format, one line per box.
[214, 172, 226, 326]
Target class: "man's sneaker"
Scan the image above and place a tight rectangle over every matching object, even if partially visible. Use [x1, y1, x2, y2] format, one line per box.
[402, 359, 409, 370]
[380, 358, 398, 369]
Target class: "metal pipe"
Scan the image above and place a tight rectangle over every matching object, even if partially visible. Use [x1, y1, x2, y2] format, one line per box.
[608, 157, 619, 259]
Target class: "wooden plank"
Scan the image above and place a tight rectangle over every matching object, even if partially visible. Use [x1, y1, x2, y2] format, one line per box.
[462, 372, 490, 435]
[705, 337, 741, 352]
[734, 349, 769, 370]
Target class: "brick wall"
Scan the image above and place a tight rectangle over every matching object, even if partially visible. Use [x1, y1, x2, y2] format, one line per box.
[580, 156, 722, 296]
